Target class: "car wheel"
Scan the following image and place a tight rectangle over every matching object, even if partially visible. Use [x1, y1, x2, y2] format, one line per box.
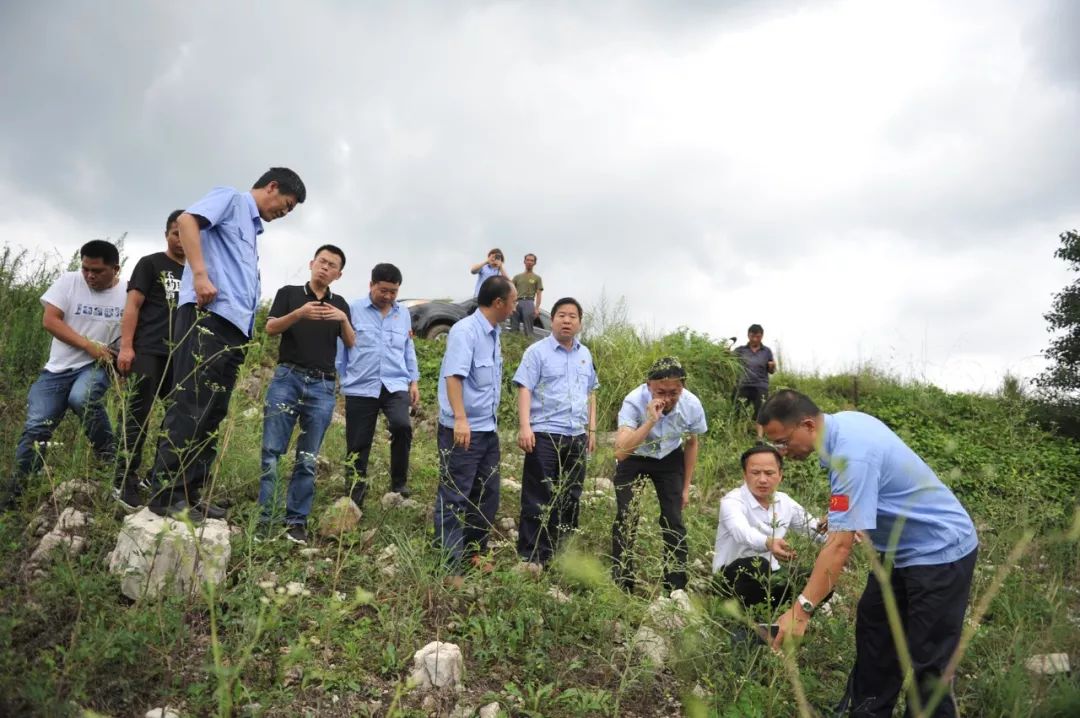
[425, 323, 452, 341]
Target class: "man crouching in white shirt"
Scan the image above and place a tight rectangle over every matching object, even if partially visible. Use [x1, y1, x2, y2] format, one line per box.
[712, 444, 827, 609]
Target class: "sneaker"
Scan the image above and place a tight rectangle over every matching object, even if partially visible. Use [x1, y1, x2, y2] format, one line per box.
[253, 523, 281, 543]
[284, 525, 308, 545]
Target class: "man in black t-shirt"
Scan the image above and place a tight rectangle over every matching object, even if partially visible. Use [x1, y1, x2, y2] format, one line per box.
[258, 245, 355, 544]
[114, 210, 186, 508]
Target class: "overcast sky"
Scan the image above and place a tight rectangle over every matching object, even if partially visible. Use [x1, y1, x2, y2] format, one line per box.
[1, 0, 1077, 393]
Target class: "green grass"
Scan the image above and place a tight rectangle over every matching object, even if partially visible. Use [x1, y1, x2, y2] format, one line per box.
[0, 248, 1078, 716]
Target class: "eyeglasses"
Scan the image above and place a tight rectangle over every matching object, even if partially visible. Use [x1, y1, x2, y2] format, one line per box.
[768, 422, 804, 450]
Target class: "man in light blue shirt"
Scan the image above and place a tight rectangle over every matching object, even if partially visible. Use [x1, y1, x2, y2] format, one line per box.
[469, 248, 508, 298]
[435, 275, 517, 580]
[338, 263, 420, 508]
[611, 356, 708, 592]
[513, 297, 598, 568]
[760, 390, 978, 718]
[147, 167, 306, 523]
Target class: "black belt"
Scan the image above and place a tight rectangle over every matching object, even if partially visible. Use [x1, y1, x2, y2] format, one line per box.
[280, 362, 335, 381]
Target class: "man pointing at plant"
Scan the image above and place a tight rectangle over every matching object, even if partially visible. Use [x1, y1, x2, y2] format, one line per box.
[759, 390, 978, 718]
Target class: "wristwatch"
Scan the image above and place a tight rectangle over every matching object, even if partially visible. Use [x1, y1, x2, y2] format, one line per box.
[797, 593, 816, 616]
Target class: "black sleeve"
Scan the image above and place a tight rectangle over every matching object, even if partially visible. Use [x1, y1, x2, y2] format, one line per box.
[268, 287, 291, 318]
[127, 256, 156, 296]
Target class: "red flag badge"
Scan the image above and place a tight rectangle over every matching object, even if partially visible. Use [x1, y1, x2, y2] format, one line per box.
[829, 494, 850, 512]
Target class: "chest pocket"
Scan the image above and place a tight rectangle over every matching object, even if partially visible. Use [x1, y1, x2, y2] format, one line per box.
[384, 328, 407, 350]
[472, 351, 497, 388]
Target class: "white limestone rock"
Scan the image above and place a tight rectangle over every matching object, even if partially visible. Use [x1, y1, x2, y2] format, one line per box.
[319, 497, 362, 537]
[108, 508, 231, 600]
[409, 641, 464, 690]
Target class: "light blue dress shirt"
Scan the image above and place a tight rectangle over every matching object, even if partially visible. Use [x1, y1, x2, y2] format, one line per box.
[820, 411, 978, 568]
[473, 264, 502, 297]
[438, 309, 502, 432]
[336, 295, 420, 397]
[617, 384, 708, 459]
[178, 187, 263, 336]
[512, 335, 599, 436]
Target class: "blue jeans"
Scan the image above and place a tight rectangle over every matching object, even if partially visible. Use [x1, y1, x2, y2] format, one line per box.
[258, 365, 336, 526]
[433, 425, 501, 572]
[13, 363, 115, 480]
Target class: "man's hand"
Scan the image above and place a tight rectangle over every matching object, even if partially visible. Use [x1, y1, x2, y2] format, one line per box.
[117, 346, 135, 374]
[533, 306, 540, 318]
[85, 339, 116, 363]
[193, 273, 218, 307]
[681, 484, 691, 509]
[766, 537, 797, 561]
[767, 360, 777, 372]
[320, 304, 349, 323]
[453, 416, 471, 450]
[587, 431, 596, 453]
[815, 516, 829, 535]
[771, 606, 809, 651]
[518, 426, 536, 453]
[409, 382, 420, 408]
[295, 301, 325, 321]
[646, 398, 665, 424]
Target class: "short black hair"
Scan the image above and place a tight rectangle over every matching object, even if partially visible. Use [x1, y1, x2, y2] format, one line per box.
[80, 240, 119, 266]
[166, 209, 184, 231]
[371, 262, 402, 285]
[487, 247, 504, 261]
[253, 167, 306, 203]
[748, 324, 764, 335]
[477, 275, 513, 307]
[550, 297, 582, 317]
[524, 253, 537, 261]
[740, 443, 783, 471]
[758, 389, 820, 426]
[315, 244, 346, 269]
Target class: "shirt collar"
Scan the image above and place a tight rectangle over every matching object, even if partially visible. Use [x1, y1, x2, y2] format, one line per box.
[243, 192, 264, 235]
[545, 334, 580, 353]
[473, 308, 499, 334]
[304, 282, 333, 301]
[362, 293, 399, 313]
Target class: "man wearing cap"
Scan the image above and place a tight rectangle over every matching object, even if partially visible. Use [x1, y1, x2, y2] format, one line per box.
[611, 356, 708, 592]
[257, 245, 354, 545]
[513, 297, 598, 569]
[509, 253, 544, 337]
[760, 390, 978, 718]
[434, 275, 518, 580]
[338, 262, 420, 509]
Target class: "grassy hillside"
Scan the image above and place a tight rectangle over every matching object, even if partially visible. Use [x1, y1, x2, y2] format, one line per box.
[0, 248, 1078, 717]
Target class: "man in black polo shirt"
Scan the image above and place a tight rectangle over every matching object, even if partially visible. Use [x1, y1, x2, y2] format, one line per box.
[257, 245, 355, 544]
[733, 323, 776, 439]
[114, 209, 186, 508]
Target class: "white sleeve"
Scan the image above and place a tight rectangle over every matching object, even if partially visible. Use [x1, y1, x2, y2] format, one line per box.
[40, 272, 74, 314]
[720, 498, 769, 552]
[788, 498, 826, 543]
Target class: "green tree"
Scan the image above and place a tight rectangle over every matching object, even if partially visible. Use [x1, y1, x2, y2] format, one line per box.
[1038, 230, 1080, 394]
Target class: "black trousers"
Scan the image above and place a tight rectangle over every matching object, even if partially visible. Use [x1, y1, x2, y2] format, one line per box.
[717, 557, 800, 609]
[115, 352, 173, 488]
[148, 305, 246, 507]
[517, 432, 587, 565]
[344, 388, 413, 504]
[611, 449, 687, 591]
[846, 548, 978, 718]
[733, 385, 766, 420]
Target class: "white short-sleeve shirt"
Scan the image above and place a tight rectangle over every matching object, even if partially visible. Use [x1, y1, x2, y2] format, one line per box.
[40, 272, 126, 373]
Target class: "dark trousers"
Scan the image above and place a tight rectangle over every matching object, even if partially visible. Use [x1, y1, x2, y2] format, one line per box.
[846, 548, 978, 718]
[517, 432, 587, 565]
[611, 449, 687, 591]
[344, 388, 413, 505]
[717, 557, 801, 609]
[148, 305, 246, 507]
[433, 425, 500, 572]
[115, 352, 173, 488]
[733, 385, 766, 420]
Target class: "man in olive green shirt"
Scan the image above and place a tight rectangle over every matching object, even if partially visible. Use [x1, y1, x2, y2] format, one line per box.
[510, 253, 543, 337]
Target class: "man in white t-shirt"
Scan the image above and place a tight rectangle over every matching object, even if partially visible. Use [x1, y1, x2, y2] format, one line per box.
[2, 240, 126, 510]
[713, 444, 827, 609]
